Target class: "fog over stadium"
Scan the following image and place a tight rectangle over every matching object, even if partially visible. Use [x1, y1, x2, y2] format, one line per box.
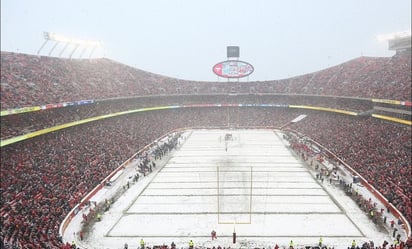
[1, 0, 411, 81]
[1, 1, 412, 249]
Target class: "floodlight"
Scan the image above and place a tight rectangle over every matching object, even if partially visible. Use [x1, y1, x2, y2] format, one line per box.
[376, 30, 411, 42]
[37, 31, 103, 58]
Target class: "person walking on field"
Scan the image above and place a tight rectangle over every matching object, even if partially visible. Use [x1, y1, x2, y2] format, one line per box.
[211, 230, 217, 240]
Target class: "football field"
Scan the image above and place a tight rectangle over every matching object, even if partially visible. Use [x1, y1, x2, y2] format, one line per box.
[67, 129, 391, 248]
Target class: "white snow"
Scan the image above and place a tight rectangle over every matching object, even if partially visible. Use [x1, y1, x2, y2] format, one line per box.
[63, 129, 394, 249]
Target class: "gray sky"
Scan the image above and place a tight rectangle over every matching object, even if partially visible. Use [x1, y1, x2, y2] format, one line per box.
[1, 0, 410, 81]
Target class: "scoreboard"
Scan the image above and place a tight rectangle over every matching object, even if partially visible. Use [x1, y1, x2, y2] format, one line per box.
[227, 46, 240, 58]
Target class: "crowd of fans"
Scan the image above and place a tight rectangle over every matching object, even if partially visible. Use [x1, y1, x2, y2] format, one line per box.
[74, 132, 184, 249]
[1, 107, 411, 248]
[0, 108, 298, 248]
[0, 50, 410, 248]
[288, 113, 411, 225]
[1, 51, 410, 109]
[1, 94, 373, 140]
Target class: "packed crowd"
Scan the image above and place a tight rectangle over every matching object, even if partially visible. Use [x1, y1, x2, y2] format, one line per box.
[288, 113, 412, 225]
[1, 107, 411, 248]
[1, 50, 410, 109]
[1, 95, 372, 140]
[74, 132, 184, 247]
[1, 49, 411, 248]
[0, 108, 298, 248]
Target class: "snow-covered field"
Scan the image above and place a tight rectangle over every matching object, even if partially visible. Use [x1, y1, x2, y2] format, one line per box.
[64, 129, 392, 249]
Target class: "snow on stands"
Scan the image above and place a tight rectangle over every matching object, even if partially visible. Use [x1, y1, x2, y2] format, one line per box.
[64, 129, 393, 249]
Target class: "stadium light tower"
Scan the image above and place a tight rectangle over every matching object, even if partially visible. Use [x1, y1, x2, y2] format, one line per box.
[376, 30, 411, 42]
[376, 30, 411, 53]
[37, 32, 103, 59]
[37, 32, 51, 55]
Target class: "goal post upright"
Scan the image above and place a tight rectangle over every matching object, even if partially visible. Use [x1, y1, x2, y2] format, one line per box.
[217, 165, 220, 224]
[249, 166, 253, 224]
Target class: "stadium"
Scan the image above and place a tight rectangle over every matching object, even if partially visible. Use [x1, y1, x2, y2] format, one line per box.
[1, 2, 412, 249]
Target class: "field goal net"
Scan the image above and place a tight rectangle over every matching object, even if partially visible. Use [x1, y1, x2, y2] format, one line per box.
[217, 165, 252, 224]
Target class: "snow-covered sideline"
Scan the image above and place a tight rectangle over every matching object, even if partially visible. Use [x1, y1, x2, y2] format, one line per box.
[63, 129, 395, 249]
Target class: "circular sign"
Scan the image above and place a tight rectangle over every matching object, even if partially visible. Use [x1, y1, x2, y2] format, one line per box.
[212, 60, 254, 78]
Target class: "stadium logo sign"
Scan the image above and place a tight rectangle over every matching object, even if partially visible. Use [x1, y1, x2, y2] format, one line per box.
[212, 60, 254, 78]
